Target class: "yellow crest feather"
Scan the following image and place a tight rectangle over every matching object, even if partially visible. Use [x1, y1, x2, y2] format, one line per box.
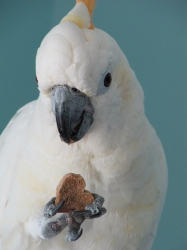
[76, 0, 96, 29]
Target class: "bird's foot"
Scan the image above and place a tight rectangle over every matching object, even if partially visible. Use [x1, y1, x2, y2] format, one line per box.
[42, 193, 106, 241]
[65, 228, 83, 242]
[43, 197, 65, 219]
[41, 215, 68, 239]
[65, 215, 83, 242]
[72, 193, 107, 219]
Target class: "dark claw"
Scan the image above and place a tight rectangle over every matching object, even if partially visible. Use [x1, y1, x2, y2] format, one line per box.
[49, 200, 65, 217]
[72, 210, 92, 218]
[72, 194, 106, 220]
[73, 207, 107, 219]
[65, 228, 83, 242]
[45, 197, 56, 207]
[43, 197, 65, 219]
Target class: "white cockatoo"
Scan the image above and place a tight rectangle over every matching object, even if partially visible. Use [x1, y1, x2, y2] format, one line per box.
[0, 0, 168, 249]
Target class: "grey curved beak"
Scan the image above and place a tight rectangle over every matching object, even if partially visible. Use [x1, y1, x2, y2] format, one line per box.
[51, 85, 94, 144]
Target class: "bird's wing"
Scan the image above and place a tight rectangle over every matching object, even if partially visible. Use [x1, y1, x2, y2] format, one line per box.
[0, 101, 36, 226]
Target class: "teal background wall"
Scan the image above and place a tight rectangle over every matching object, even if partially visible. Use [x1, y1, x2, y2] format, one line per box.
[0, 1, 186, 249]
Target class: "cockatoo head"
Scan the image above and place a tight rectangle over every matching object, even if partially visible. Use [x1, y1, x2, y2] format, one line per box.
[36, 0, 144, 151]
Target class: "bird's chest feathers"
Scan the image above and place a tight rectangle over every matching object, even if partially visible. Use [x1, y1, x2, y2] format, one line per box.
[19, 142, 129, 203]
[40, 147, 129, 193]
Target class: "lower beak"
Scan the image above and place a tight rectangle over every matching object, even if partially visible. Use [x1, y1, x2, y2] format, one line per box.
[51, 85, 94, 144]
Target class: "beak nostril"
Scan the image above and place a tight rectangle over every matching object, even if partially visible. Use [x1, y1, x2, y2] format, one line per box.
[71, 87, 81, 93]
[72, 87, 78, 92]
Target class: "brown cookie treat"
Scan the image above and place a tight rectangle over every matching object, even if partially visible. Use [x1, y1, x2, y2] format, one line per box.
[55, 173, 94, 213]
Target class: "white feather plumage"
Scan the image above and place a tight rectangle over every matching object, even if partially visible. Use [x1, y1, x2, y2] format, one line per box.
[0, 2, 167, 250]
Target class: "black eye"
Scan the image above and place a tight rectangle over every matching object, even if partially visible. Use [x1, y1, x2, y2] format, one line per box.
[104, 73, 112, 87]
[35, 76, 38, 83]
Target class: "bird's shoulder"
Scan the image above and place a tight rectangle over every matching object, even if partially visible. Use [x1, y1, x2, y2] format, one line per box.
[0, 101, 36, 145]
